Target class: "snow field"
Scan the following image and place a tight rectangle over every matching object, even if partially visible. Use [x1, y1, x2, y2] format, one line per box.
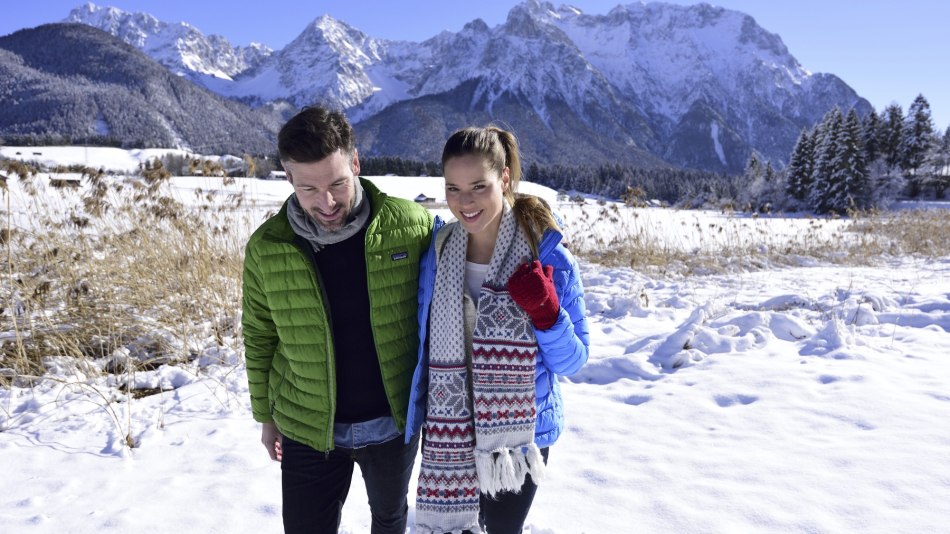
[1, 147, 948, 533]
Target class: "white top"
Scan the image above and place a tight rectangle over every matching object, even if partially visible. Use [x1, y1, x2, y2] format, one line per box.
[464, 261, 490, 304]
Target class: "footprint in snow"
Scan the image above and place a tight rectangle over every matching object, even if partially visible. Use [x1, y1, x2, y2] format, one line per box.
[714, 394, 758, 407]
[623, 395, 651, 406]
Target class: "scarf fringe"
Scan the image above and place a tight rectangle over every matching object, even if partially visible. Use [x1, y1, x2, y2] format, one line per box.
[526, 441, 547, 484]
[476, 443, 547, 497]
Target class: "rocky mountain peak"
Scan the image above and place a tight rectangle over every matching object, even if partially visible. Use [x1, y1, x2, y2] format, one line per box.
[64, 2, 273, 79]
[53, 1, 870, 173]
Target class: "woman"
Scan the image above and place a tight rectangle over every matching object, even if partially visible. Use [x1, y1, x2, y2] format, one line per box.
[406, 126, 590, 534]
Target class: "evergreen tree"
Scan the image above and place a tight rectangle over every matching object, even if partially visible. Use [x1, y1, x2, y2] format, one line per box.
[526, 162, 542, 183]
[785, 128, 815, 203]
[740, 153, 780, 212]
[923, 126, 950, 199]
[900, 94, 936, 196]
[879, 104, 904, 170]
[809, 108, 843, 213]
[867, 158, 904, 208]
[739, 152, 762, 209]
[757, 161, 781, 212]
[835, 109, 871, 210]
[744, 152, 762, 181]
[764, 161, 776, 183]
[861, 109, 881, 164]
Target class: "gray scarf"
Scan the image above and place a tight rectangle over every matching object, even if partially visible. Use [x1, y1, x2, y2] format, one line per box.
[286, 178, 370, 251]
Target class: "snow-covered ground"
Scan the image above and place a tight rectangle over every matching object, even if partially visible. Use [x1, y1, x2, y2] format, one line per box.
[0, 145, 197, 174]
[1, 147, 949, 533]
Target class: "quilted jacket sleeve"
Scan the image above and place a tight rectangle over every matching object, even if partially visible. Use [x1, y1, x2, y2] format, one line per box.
[405, 216, 445, 443]
[534, 243, 590, 376]
[242, 241, 278, 423]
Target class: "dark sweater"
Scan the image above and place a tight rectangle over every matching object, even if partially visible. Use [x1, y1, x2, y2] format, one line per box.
[297, 227, 390, 424]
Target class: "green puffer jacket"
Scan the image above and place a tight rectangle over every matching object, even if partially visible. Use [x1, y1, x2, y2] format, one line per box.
[242, 178, 433, 452]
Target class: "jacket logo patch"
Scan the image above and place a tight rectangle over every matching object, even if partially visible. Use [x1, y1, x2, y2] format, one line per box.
[391, 251, 409, 261]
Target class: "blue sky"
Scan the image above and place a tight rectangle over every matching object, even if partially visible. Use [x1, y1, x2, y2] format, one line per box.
[2, 1, 948, 130]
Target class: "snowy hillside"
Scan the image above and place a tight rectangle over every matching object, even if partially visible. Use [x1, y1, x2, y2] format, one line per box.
[1, 147, 948, 532]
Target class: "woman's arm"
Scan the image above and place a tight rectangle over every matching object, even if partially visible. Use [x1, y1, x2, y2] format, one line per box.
[534, 245, 589, 376]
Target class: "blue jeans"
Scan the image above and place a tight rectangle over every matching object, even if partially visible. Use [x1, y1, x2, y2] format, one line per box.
[281, 432, 420, 534]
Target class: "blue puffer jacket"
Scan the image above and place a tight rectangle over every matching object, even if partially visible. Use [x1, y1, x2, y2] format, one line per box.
[406, 216, 590, 448]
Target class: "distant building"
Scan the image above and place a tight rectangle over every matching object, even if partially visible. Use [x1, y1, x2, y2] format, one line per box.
[414, 193, 435, 203]
[267, 170, 287, 180]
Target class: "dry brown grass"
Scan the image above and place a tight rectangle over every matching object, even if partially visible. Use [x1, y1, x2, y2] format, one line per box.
[566, 202, 950, 276]
[0, 158, 245, 390]
[845, 208, 950, 258]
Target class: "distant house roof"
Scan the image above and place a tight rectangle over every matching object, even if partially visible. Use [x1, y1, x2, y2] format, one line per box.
[414, 193, 435, 202]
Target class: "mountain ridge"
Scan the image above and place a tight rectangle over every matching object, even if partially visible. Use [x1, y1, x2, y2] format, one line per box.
[44, 1, 873, 172]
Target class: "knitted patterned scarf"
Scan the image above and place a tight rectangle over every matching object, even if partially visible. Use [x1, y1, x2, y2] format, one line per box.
[416, 204, 546, 534]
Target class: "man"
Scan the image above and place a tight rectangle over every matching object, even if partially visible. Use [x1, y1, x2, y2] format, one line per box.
[242, 106, 433, 533]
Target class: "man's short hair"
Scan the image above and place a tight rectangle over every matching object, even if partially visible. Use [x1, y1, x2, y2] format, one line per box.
[278, 106, 355, 163]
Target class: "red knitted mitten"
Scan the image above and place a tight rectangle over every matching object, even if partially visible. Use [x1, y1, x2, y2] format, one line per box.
[507, 260, 560, 330]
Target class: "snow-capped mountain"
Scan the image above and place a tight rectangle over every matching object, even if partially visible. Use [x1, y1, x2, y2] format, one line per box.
[544, 2, 869, 170]
[206, 15, 404, 110]
[60, 1, 871, 172]
[352, 3, 664, 166]
[349, 1, 870, 171]
[64, 2, 272, 81]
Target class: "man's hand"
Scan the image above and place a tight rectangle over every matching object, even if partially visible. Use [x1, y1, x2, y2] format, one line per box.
[262, 422, 283, 461]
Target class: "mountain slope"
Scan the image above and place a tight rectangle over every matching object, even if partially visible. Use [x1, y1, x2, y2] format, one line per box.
[0, 23, 279, 154]
[353, 4, 664, 167]
[355, 79, 666, 167]
[546, 2, 871, 170]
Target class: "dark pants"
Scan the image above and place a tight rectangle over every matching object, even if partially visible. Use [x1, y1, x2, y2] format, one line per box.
[281, 433, 419, 534]
[463, 447, 550, 534]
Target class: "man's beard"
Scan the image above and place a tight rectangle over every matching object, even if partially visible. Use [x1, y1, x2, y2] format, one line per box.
[307, 202, 352, 233]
